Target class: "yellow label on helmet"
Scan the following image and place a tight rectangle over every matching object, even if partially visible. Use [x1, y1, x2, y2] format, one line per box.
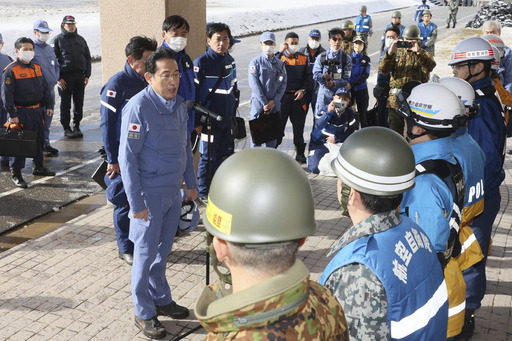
[206, 197, 232, 235]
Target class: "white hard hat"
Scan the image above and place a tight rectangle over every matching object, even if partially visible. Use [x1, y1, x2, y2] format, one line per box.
[449, 36, 494, 65]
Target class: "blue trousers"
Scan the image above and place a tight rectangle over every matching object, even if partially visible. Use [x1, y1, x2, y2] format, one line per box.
[0, 103, 8, 163]
[463, 191, 501, 311]
[114, 204, 133, 254]
[129, 191, 181, 319]
[9, 107, 45, 170]
[307, 142, 328, 174]
[197, 124, 232, 197]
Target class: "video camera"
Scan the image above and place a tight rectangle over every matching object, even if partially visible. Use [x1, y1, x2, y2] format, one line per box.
[322, 58, 340, 74]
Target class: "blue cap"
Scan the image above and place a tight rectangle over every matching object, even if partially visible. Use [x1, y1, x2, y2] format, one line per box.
[335, 87, 351, 97]
[260, 31, 276, 43]
[33, 20, 53, 32]
[309, 29, 321, 38]
[104, 173, 128, 206]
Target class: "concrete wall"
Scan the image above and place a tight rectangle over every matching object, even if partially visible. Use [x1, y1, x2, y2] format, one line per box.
[99, 0, 206, 83]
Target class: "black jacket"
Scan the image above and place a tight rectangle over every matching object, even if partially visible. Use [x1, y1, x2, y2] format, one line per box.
[52, 27, 91, 78]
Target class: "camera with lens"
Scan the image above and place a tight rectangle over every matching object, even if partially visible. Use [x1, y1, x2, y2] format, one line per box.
[322, 58, 340, 74]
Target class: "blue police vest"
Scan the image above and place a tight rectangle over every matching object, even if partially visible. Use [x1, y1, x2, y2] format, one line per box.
[418, 22, 436, 47]
[320, 217, 449, 340]
[356, 15, 371, 33]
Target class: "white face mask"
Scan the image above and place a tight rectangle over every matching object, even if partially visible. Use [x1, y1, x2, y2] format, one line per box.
[19, 50, 35, 63]
[385, 38, 394, 49]
[288, 44, 299, 54]
[262, 45, 275, 56]
[308, 40, 320, 50]
[38, 32, 50, 43]
[168, 36, 187, 52]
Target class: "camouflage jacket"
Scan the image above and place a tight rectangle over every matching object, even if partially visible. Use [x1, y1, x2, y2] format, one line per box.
[378, 48, 436, 109]
[324, 210, 404, 341]
[195, 260, 349, 340]
[341, 39, 354, 55]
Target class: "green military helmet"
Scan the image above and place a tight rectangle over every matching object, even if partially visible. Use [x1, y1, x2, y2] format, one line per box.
[402, 25, 421, 40]
[422, 9, 432, 17]
[203, 148, 317, 244]
[340, 19, 354, 30]
[392, 11, 402, 18]
[360, 5, 367, 12]
[331, 127, 416, 196]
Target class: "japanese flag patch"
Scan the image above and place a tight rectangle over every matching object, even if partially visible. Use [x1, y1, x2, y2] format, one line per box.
[194, 66, 199, 72]
[250, 65, 256, 74]
[129, 123, 141, 132]
[106, 90, 116, 98]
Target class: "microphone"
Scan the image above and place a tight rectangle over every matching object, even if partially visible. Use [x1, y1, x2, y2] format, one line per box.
[186, 100, 223, 122]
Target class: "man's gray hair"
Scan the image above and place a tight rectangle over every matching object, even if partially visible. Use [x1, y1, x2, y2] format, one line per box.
[227, 240, 300, 276]
[483, 20, 502, 35]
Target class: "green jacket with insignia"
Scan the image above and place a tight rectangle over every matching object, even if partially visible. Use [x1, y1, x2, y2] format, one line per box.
[194, 260, 349, 340]
[378, 48, 436, 109]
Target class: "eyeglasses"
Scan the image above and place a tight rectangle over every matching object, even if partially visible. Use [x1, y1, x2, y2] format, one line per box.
[158, 72, 182, 80]
[331, 38, 343, 42]
[451, 63, 470, 70]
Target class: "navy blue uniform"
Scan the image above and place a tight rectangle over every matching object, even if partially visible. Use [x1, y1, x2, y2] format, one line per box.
[0, 52, 13, 164]
[349, 51, 370, 127]
[194, 47, 238, 197]
[1, 58, 52, 170]
[100, 61, 148, 255]
[299, 45, 326, 118]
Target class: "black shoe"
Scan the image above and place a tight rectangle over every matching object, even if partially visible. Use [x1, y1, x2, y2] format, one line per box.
[134, 316, 166, 339]
[295, 154, 307, 164]
[11, 168, 27, 188]
[118, 250, 133, 265]
[447, 25, 450, 28]
[32, 166, 56, 176]
[454, 309, 475, 341]
[156, 301, 189, 319]
[64, 128, 77, 138]
[73, 126, 83, 138]
[44, 145, 59, 155]
[507, 149, 512, 155]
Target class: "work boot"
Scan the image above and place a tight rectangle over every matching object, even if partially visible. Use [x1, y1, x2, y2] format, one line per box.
[33, 165, 56, 176]
[64, 128, 77, 138]
[454, 309, 475, 340]
[73, 125, 83, 138]
[156, 301, 189, 319]
[134, 316, 166, 339]
[11, 168, 27, 188]
[446, 24, 450, 28]
[453, 23, 456, 28]
[118, 250, 133, 265]
[44, 145, 59, 155]
[295, 143, 307, 164]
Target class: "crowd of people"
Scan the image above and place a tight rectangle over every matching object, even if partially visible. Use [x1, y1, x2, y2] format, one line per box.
[0, 3, 509, 341]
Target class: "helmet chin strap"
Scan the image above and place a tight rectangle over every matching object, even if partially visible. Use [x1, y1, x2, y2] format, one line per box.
[405, 117, 428, 142]
[465, 62, 484, 83]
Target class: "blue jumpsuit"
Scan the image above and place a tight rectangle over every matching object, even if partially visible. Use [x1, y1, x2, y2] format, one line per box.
[313, 49, 351, 116]
[161, 41, 196, 134]
[33, 39, 59, 148]
[118, 87, 196, 319]
[0, 52, 13, 164]
[349, 51, 371, 127]
[1, 58, 53, 170]
[194, 47, 238, 197]
[307, 105, 355, 173]
[463, 76, 506, 311]
[100, 61, 148, 255]
[414, 3, 430, 23]
[498, 46, 512, 92]
[299, 45, 326, 118]
[248, 53, 287, 148]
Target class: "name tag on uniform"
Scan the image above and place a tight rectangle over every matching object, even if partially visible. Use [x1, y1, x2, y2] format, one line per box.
[128, 132, 140, 139]
[333, 73, 341, 80]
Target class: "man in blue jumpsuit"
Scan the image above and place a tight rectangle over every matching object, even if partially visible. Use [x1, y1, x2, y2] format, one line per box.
[321, 127, 448, 340]
[248, 31, 287, 148]
[450, 36, 506, 339]
[194, 22, 238, 199]
[414, 0, 430, 23]
[32, 20, 60, 157]
[418, 10, 438, 56]
[161, 15, 195, 134]
[0, 33, 13, 168]
[313, 27, 352, 119]
[307, 87, 355, 173]
[2, 37, 55, 188]
[380, 11, 405, 52]
[299, 29, 326, 123]
[100, 36, 157, 266]
[119, 48, 197, 339]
